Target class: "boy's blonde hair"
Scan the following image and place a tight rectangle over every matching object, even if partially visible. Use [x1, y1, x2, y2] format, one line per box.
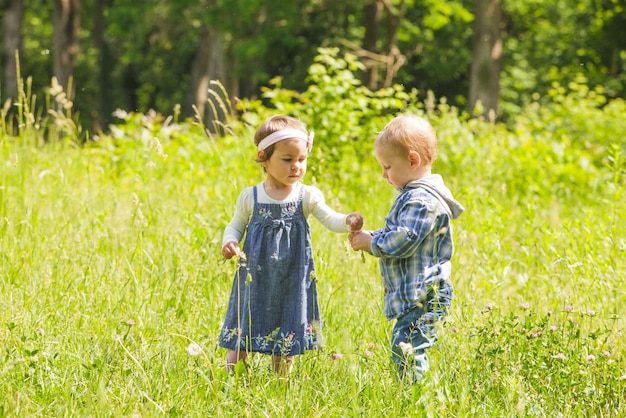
[255, 115, 307, 163]
[375, 115, 438, 166]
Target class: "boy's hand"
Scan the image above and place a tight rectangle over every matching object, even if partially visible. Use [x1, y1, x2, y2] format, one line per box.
[346, 212, 364, 232]
[222, 241, 240, 259]
[349, 230, 373, 252]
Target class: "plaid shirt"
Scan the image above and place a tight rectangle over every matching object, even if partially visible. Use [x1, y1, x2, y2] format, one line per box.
[370, 183, 457, 320]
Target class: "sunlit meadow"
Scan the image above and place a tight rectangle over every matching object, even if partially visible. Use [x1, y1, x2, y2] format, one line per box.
[1, 75, 625, 416]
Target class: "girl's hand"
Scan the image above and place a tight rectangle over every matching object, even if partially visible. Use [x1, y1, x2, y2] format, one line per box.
[222, 241, 240, 259]
[346, 212, 364, 232]
[349, 230, 373, 252]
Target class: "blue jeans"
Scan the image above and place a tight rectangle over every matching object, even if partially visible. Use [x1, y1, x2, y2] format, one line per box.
[391, 282, 453, 383]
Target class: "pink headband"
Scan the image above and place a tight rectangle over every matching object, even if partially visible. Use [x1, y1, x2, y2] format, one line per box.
[257, 129, 314, 152]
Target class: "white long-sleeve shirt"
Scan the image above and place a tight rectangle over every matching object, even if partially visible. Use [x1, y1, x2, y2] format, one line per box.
[222, 182, 351, 246]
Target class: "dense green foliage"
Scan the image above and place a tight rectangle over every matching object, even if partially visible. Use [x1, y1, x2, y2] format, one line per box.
[0, 52, 625, 416]
[3, 0, 625, 129]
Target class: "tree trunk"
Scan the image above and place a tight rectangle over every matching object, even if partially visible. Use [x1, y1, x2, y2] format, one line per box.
[186, 24, 226, 132]
[52, 0, 81, 97]
[2, 0, 24, 101]
[382, 0, 405, 88]
[93, 0, 114, 132]
[361, 0, 382, 90]
[469, 0, 503, 119]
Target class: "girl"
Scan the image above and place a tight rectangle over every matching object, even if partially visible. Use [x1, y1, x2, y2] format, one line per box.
[220, 115, 363, 374]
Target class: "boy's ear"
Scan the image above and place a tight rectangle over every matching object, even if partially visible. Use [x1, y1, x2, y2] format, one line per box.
[408, 150, 422, 168]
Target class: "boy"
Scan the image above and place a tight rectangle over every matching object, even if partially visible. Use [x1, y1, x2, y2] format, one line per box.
[349, 115, 464, 383]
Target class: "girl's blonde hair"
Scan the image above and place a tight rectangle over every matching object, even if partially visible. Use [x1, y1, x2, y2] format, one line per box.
[255, 115, 307, 163]
[375, 115, 438, 166]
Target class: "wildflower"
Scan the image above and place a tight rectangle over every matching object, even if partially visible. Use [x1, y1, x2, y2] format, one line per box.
[602, 350, 610, 357]
[112, 109, 128, 119]
[552, 353, 566, 360]
[398, 342, 413, 356]
[549, 325, 558, 332]
[37, 328, 45, 336]
[364, 350, 372, 358]
[521, 302, 530, 310]
[367, 342, 375, 349]
[586, 354, 595, 362]
[564, 305, 573, 312]
[332, 353, 343, 360]
[186, 343, 202, 356]
[126, 319, 136, 326]
[49, 77, 64, 96]
[347, 214, 362, 231]
[587, 310, 596, 316]
[451, 327, 458, 333]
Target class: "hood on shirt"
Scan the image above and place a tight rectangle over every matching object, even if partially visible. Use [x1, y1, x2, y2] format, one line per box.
[404, 174, 465, 220]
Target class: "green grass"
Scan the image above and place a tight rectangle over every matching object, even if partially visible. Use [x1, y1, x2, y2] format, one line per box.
[1, 108, 624, 417]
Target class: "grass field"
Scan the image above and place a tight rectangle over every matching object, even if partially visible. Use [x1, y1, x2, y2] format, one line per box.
[1, 104, 625, 417]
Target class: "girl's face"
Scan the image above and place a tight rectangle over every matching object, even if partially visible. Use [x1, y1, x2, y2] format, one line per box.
[374, 143, 415, 190]
[262, 139, 308, 188]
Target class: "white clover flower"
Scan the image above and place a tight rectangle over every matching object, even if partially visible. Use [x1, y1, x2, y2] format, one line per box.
[398, 341, 413, 356]
[186, 343, 202, 356]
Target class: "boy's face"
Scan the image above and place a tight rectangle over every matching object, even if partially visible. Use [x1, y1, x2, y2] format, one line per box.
[374, 144, 416, 190]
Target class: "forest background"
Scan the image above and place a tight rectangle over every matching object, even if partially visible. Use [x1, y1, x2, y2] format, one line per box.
[1, 0, 625, 132]
[1, 0, 625, 416]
